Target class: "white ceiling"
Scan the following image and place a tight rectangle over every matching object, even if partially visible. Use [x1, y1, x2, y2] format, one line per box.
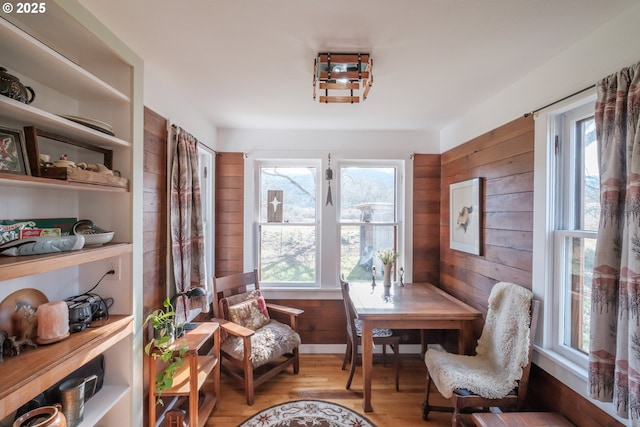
[80, 0, 638, 132]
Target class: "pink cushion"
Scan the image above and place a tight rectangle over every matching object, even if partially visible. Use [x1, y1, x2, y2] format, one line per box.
[228, 296, 270, 330]
[219, 290, 262, 321]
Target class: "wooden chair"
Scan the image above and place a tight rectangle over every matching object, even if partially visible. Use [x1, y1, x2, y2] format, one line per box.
[422, 282, 540, 427]
[340, 276, 400, 391]
[212, 269, 303, 405]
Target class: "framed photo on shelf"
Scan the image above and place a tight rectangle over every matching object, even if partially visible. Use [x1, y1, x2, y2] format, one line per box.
[0, 126, 30, 175]
[450, 177, 482, 255]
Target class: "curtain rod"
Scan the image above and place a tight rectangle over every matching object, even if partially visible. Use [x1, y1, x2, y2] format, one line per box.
[170, 123, 217, 154]
[523, 84, 596, 118]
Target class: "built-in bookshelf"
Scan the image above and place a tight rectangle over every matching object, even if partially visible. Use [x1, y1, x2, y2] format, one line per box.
[0, 2, 142, 425]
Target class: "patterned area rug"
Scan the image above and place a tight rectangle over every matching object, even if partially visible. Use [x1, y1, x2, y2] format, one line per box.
[237, 400, 377, 427]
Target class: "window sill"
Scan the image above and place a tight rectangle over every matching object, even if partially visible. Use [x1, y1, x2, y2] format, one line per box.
[533, 346, 628, 426]
[260, 287, 341, 300]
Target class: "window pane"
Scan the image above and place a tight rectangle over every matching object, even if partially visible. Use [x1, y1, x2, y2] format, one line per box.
[578, 117, 599, 231]
[340, 167, 396, 222]
[260, 225, 316, 282]
[562, 235, 596, 354]
[340, 224, 396, 281]
[260, 167, 316, 223]
[554, 103, 597, 364]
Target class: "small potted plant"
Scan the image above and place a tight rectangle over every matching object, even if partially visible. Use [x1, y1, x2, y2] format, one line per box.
[376, 248, 399, 287]
[144, 297, 187, 404]
[145, 297, 176, 343]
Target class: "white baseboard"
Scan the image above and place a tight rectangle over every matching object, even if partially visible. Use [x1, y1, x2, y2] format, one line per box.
[299, 344, 423, 354]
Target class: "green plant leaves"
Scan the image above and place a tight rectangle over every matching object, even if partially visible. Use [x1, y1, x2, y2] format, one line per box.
[144, 297, 187, 405]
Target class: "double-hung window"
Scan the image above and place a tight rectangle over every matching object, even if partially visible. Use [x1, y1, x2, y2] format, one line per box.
[338, 163, 400, 282]
[254, 157, 404, 289]
[257, 162, 320, 286]
[553, 102, 599, 364]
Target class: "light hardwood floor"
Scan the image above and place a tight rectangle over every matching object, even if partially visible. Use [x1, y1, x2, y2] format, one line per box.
[210, 353, 462, 426]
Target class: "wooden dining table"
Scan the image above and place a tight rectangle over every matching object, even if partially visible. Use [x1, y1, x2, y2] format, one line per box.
[348, 281, 482, 412]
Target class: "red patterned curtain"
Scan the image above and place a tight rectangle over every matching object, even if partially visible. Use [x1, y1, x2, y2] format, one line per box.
[589, 62, 640, 423]
[170, 126, 209, 324]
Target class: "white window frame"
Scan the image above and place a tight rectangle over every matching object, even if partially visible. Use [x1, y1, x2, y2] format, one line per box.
[552, 231, 596, 364]
[551, 102, 597, 367]
[336, 159, 404, 283]
[532, 90, 628, 424]
[254, 158, 322, 288]
[244, 151, 409, 297]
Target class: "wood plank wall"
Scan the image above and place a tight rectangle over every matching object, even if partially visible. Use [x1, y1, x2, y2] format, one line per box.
[213, 152, 344, 344]
[210, 121, 622, 426]
[439, 116, 535, 312]
[436, 116, 622, 427]
[142, 107, 169, 426]
[269, 299, 346, 345]
[215, 152, 244, 277]
[527, 365, 623, 427]
[413, 154, 441, 284]
[143, 106, 168, 317]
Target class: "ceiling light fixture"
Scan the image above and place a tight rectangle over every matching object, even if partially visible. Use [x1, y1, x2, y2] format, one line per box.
[313, 52, 373, 103]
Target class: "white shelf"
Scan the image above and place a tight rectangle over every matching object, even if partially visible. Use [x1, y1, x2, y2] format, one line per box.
[0, 3, 140, 426]
[80, 385, 129, 427]
[0, 16, 130, 104]
[0, 96, 131, 150]
[0, 173, 129, 192]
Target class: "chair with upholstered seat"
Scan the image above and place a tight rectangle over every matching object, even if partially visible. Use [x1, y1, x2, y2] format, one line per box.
[340, 276, 401, 391]
[422, 281, 539, 427]
[212, 269, 303, 405]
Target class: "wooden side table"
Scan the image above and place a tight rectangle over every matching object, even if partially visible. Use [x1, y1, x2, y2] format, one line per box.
[472, 412, 574, 427]
[148, 322, 220, 427]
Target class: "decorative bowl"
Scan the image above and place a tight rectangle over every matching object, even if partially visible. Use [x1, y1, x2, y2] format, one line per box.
[72, 219, 113, 246]
[79, 231, 114, 246]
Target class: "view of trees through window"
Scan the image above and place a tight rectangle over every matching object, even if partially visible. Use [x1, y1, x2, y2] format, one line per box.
[339, 166, 397, 282]
[259, 166, 317, 283]
[579, 117, 600, 231]
[558, 114, 599, 355]
[257, 162, 401, 286]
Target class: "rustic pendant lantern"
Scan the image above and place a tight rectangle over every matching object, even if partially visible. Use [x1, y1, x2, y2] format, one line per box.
[313, 52, 373, 103]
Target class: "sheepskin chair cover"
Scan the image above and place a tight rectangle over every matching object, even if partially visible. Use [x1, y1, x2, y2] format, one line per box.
[424, 282, 533, 399]
[221, 319, 301, 368]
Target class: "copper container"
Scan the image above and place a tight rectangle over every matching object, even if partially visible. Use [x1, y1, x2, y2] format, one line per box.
[13, 403, 66, 427]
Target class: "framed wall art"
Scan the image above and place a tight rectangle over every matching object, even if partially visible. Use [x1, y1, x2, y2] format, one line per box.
[0, 126, 30, 175]
[450, 177, 481, 255]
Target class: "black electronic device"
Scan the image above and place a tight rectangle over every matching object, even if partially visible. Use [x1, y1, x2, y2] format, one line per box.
[65, 293, 110, 332]
[63, 269, 114, 332]
[65, 295, 93, 332]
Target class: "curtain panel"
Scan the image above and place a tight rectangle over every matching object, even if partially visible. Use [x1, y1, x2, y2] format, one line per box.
[170, 126, 209, 324]
[589, 61, 640, 423]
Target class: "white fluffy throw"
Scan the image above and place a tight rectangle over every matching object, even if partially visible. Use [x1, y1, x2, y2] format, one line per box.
[424, 282, 533, 399]
[222, 319, 301, 368]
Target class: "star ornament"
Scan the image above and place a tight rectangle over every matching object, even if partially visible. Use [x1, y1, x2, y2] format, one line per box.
[270, 194, 281, 212]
